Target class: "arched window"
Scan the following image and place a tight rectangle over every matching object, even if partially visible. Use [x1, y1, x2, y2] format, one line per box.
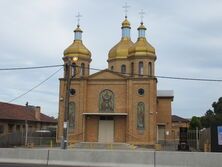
[148, 62, 152, 76]
[88, 64, 90, 75]
[131, 62, 134, 76]
[121, 64, 126, 74]
[137, 102, 145, 130]
[99, 89, 114, 113]
[111, 66, 114, 71]
[72, 63, 77, 77]
[139, 61, 143, 76]
[80, 63, 85, 76]
[69, 102, 75, 130]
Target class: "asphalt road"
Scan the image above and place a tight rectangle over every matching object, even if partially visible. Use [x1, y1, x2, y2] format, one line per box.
[0, 164, 85, 167]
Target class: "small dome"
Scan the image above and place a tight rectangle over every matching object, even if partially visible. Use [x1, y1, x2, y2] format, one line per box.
[74, 25, 83, 32]
[121, 18, 131, 29]
[64, 40, 91, 59]
[138, 22, 146, 30]
[128, 38, 156, 58]
[108, 38, 134, 61]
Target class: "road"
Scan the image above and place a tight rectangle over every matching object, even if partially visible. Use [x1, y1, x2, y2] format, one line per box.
[0, 164, 85, 167]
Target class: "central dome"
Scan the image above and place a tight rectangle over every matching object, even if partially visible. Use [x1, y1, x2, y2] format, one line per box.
[108, 18, 134, 61]
[108, 38, 134, 61]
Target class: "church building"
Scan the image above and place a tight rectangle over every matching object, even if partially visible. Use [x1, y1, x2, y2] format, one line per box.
[57, 13, 174, 146]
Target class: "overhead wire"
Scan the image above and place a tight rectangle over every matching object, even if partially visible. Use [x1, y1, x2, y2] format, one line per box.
[88, 66, 222, 82]
[0, 64, 63, 71]
[8, 67, 63, 102]
[2, 62, 221, 102]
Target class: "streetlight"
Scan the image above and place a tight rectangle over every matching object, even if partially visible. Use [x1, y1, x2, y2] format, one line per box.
[62, 56, 78, 149]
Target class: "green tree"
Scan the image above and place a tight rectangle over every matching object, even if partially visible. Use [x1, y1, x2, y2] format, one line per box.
[189, 116, 202, 129]
[201, 97, 222, 128]
[212, 97, 222, 115]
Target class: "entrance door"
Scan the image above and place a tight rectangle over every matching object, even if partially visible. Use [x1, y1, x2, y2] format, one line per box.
[157, 125, 166, 144]
[98, 120, 114, 143]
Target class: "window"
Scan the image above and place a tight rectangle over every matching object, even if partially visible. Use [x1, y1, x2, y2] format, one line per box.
[131, 62, 134, 76]
[121, 64, 126, 74]
[8, 124, 14, 133]
[111, 66, 114, 71]
[72, 63, 77, 77]
[88, 64, 90, 75]
[69, 89, 76, 96]
[69, 102, 75, 130]
[148, 62, 152, 76]
[0, 125, 4, 134]
[137, 102, 145, 130]
[138, 88, 145, 96]
[16, 125, 20, 132]
[81, 63, 85, 76]
[139, 61, 143, 76]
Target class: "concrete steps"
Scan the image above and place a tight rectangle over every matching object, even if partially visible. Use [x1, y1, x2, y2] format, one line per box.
[69, 142, 137, 150]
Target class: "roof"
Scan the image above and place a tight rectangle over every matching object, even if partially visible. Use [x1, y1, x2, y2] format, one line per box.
[0, 102, 57, 123]
[157, 90, 174, 97]
[172, 115, 189, 123]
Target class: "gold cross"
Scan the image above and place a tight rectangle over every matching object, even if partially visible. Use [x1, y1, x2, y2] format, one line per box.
[76, 12, 82, 26]
[139, 9, 145, 23]
[123, 2, 130, 18]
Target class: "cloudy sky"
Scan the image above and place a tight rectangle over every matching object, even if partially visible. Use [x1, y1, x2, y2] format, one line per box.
[0, 0, 222, 118]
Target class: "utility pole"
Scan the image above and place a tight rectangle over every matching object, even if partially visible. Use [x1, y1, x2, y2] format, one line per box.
[62, 57, 78, 149]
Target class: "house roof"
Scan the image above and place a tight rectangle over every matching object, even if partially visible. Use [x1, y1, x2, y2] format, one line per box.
[157, 90, 174, 98]
[0, 102, 57, 123]
[172, 115, 189, 123]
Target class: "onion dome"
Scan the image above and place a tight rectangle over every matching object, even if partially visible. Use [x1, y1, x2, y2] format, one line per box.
[64, 25, 91, 60]
[128, 22, 156, 58]
[108, 17, 134, 61]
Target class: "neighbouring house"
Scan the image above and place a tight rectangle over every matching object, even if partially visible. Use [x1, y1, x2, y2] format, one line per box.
[171, 115, 190, 141]
[0, 102, 57, 137]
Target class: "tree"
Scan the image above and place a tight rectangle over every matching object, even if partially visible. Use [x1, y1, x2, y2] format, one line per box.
[189, 116, 202, 129]
[212, 97, 222, 115]
[201, 97, 222, 128]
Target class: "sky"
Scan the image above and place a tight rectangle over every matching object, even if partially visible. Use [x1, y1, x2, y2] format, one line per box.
[0, 0, 222, 118]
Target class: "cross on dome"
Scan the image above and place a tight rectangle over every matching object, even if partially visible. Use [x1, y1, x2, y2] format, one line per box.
[76, 12, 82, 26]
[139, 9, 145, 23]
[123, 2, 130, 18]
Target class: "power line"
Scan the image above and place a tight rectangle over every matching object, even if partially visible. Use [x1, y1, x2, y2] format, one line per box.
[9, 67, 63, 102]
[88, 66, 222, 82]
[0, 64, 63, 71]
[1, 63, 222, 82]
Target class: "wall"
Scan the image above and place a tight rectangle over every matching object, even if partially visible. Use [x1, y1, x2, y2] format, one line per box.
[157, 98, 173, 141]
[0, 148, 222, 167]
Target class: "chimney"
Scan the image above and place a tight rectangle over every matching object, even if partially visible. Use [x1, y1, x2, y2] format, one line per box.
[34, 106, 41, 121]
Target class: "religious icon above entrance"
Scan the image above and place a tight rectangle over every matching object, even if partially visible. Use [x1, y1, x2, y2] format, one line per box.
[99, 89, 114, 113]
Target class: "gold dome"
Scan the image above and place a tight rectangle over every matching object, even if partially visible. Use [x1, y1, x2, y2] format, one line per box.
[63, 26, 91, 60]
[128, 38, 156, 58]
[121, 18, 131, 28]
[108, 38, 134, 61]
[64, 40, 91, 59]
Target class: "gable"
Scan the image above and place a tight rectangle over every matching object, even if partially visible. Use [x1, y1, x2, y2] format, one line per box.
[88, 69, 127, 80]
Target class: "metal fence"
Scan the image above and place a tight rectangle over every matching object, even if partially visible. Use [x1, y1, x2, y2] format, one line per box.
[0, 132, 57, 148]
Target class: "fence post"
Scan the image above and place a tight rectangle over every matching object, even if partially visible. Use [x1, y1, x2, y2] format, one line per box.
[196, 127, 199, 150]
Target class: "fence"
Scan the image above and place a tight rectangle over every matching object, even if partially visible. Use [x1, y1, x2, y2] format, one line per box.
[0, 132, 57, 148]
